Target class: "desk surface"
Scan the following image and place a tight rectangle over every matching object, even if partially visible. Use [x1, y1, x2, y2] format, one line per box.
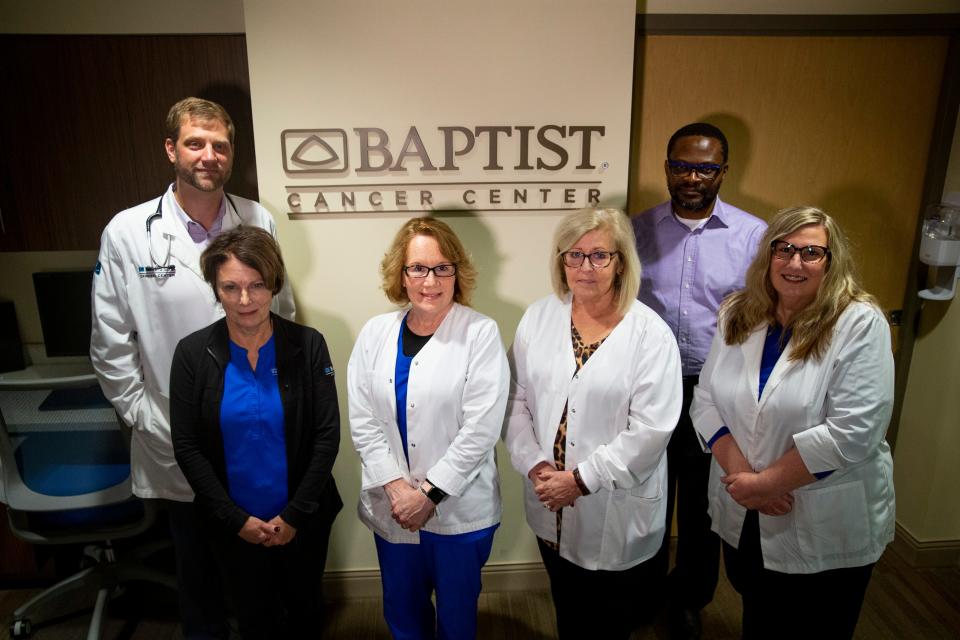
[0, 365, 116, 432]
[0, 363, 97, 389]
[0, 390, 118, 432]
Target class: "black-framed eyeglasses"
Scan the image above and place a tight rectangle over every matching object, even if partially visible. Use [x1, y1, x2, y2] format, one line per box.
[667, 160, 724, 180]
[770, 240, 831, 263]
[403, 263, 457, 278]
[560, 250, 619, 269]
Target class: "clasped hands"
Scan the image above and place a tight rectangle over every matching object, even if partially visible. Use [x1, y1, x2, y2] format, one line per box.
[385, 478, 436, 531]
[238, 515, 297, 546]
[529, 461, 582, 512]
[722, 471, 794, 516]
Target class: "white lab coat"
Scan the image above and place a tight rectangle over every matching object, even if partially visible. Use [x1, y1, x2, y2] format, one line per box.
[504, 294, 682, 571]
[90, 185, 295, 501]
[347, 303, 508, 543]
[690, 302, 895, 574]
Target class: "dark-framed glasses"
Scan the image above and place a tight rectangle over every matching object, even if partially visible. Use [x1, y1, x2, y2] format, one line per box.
[667, 160, 724, 180]
[404, 263, 457, 278]
[770, 240, 831, 263]
[560, 250, 619, 269]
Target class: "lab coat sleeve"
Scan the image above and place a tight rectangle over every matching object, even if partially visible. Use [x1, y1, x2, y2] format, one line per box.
[264, 216, 296, 322]
[281, 330, 340, 530]
[503, 310, 551, 477]
[273, 278, 296, 323]
[577, 321, 683, 492]
[347, 321, 404, 490]
[690, 322, 729, 452]
[426, 319, 509, 497]
[792, 305, 894, 474]
[90, 227, 143, 428]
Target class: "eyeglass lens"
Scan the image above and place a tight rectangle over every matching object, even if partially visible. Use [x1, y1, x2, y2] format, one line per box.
[219, 283, 270, 299]
[667, 160, 723, 179]
[771, 241, 828, 263]
[562, 251, 615, 268]
[405, 263, 457, 278]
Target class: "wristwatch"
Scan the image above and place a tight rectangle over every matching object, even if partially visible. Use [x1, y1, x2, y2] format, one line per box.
[420, 481, 447, 505]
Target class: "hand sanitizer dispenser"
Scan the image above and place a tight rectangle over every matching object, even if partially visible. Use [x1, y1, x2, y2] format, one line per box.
[918, 194, 960, 301]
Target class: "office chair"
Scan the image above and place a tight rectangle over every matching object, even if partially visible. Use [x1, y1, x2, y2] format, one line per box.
[0, 379, 176, 639]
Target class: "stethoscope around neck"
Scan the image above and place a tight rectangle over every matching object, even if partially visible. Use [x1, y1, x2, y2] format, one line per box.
[146, 191, 241, 269]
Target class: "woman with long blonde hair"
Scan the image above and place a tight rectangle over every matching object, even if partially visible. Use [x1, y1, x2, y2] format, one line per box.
[691, 206, 895, 639]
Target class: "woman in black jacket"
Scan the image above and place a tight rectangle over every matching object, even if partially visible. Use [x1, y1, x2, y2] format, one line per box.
[170, 227, 341, 638]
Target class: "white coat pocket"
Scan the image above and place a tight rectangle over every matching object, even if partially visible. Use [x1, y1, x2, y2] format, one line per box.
[794, 481, 870, 559]
[600, 476, 664, 566]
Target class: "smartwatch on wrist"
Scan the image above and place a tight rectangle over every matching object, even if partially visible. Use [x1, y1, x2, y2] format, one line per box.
[420, 480, 447, 505]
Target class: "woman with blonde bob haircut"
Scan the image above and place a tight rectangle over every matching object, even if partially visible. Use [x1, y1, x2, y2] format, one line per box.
[505, 207, 682, 638]
[348, 216, 508, 639]
[380, 217, 477, 307]
[691, 206, 895, 639]
[550, 207, 642, 315]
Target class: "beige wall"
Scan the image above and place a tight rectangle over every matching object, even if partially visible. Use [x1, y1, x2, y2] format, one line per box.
[0, 252, 97, 347]
[242, 0, 636, 572]
[893, 111, 960, 543]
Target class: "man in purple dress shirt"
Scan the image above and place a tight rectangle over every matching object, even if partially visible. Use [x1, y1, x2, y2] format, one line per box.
[632, 123, 767, 640]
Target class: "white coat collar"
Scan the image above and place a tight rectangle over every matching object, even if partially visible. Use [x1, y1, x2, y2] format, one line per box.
[559, 292, 635, 377]
[148, 185, 202, 278]
[154, 184, 237, 279]
[741, 322, 799, 407]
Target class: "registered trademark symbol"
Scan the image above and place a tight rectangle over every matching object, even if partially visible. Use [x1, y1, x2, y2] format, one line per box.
[600, 161, 609, 171]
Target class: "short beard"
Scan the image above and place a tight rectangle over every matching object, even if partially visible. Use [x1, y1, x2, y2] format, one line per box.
[669, 185, 719, 213]
[174, 154, 230, 193]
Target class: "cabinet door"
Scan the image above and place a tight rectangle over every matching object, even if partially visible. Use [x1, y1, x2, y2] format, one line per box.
[0, 36, 140, 251]
[0, 35, 257, 252]
[117, 35, 259, 206]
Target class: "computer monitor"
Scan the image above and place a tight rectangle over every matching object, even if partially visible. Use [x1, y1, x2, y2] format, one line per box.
[32, 270, 94, 358]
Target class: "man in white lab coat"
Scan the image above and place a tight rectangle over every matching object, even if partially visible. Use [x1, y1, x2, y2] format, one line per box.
[91, 97, 295, 639]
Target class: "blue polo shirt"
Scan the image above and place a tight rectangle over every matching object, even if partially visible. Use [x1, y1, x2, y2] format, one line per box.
[220, 335, 288, 520]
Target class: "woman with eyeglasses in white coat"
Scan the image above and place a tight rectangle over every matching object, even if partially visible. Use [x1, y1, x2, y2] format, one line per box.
[691, 206, 895, 639]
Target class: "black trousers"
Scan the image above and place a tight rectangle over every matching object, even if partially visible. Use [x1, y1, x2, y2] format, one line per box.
[723, 510, 874, 640]
[656, 375, 721, 612]
[165, 499, 229, 640]
[538, 538, 662, 640]
[207, 513, 335, 640]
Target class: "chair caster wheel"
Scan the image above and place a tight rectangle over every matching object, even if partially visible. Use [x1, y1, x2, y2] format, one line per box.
[10, 618, 33, 638]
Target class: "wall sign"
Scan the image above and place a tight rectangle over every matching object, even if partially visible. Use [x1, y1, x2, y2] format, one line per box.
[281, 124, 610, 216]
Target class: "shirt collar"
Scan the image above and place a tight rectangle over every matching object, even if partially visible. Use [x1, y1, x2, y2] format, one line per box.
[170, 187, 227, 244]
[654, 195, 730, 230]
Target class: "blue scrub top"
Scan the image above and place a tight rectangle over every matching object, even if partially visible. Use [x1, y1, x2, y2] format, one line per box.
[392, 316, 498, 543]
[220, 335, 289, 520]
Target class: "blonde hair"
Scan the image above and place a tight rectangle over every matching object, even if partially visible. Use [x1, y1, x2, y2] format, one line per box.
[722, 206, 875, 361]
[380, 217, 477, 306]
[550, 208, 641, 315]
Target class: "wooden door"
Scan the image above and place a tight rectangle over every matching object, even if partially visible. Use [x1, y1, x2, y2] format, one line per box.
[629, 34, 949, 319]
